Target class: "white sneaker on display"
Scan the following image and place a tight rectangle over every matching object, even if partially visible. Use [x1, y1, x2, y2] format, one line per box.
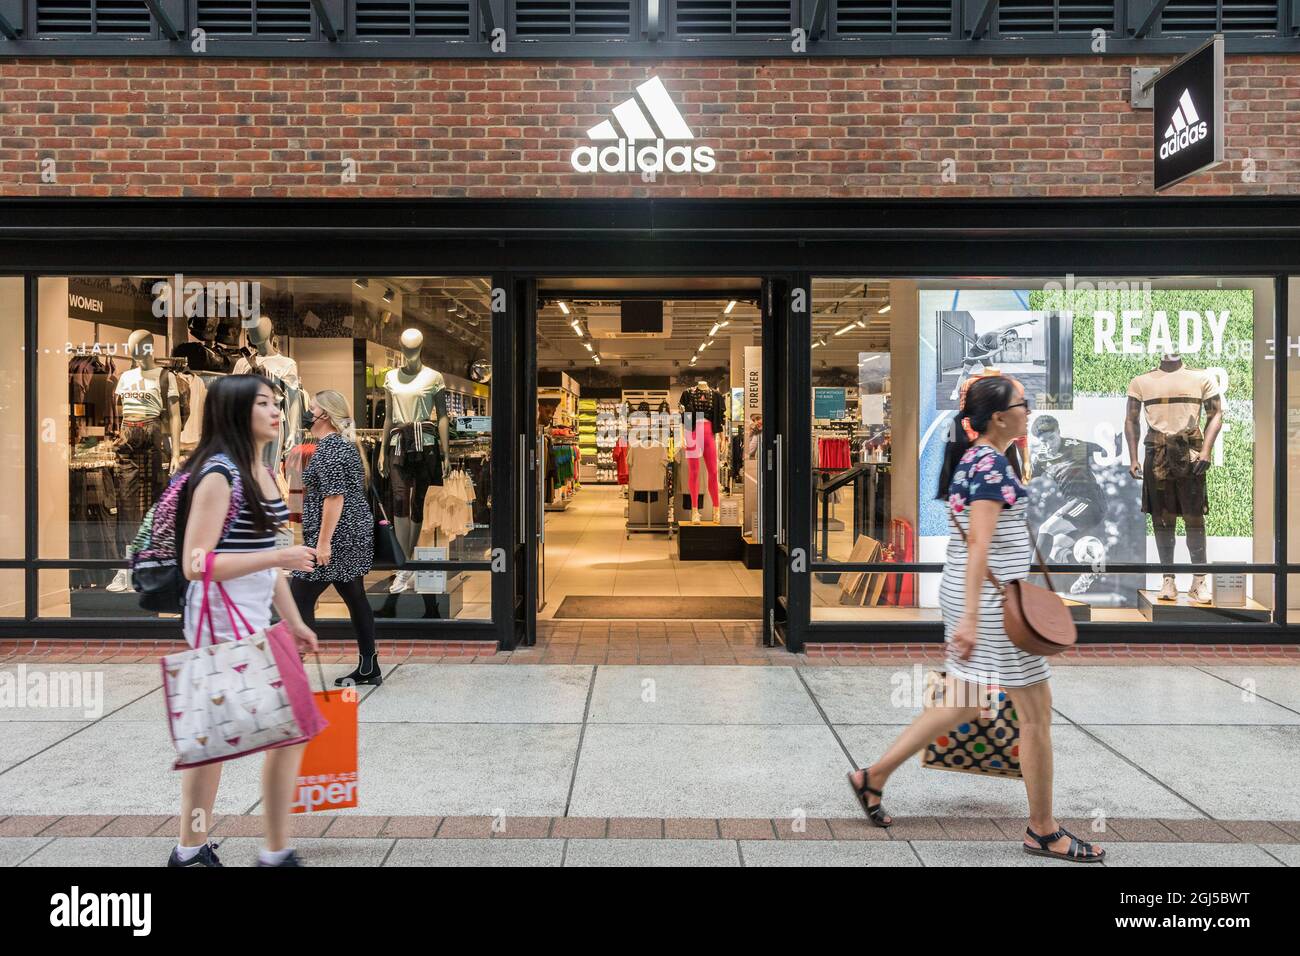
[389, 570, 413, 594]
[1157, 577, 1178, 602]
[692, 510, 701, 525]
[106, 569, 131, 593]
[1068, 573, 1097, 596]
[1188, 577, 1213, 605]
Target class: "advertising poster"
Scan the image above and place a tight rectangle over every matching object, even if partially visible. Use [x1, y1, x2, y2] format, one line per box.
[918, 286, 1253, 609]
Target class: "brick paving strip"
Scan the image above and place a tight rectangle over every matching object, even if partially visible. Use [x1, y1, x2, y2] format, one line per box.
[0, 815, 1296, 843]
[2, 638, 1299, 666]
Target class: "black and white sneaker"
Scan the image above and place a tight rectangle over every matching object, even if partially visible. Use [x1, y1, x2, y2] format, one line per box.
[167, 843, 223, 867]
[257, 850, 305, 867]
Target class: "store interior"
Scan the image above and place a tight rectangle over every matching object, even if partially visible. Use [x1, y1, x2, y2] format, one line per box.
[533, 280, 765, 620]
[38, 275, 495, 622]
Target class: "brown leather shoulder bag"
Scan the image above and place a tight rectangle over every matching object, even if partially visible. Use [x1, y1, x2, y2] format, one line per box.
[948, 511, 1077, 657]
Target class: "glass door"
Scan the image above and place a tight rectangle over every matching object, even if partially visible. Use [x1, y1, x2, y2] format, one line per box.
[762, 275, 793, 648]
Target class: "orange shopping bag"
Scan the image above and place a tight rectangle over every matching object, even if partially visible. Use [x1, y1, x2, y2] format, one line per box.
[291, 686, 359, 814]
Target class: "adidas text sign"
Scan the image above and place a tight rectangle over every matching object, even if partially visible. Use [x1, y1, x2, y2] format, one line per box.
[571, 77, 716, 176]
[1158, 89, 1208, 161]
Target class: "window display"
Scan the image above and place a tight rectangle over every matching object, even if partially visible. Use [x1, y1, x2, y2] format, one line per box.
[37, 275, 493, 623]
[812, 276, 1276, 626]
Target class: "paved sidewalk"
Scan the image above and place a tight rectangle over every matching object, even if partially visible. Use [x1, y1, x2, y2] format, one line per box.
[2, 656, 1298, 866]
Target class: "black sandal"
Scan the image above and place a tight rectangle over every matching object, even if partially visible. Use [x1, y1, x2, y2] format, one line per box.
[846, 769, 893, 828]
[1023, 825, 1105, 863]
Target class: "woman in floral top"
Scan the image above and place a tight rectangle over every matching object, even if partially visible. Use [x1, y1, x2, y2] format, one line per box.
[844, 375, 1104, 863]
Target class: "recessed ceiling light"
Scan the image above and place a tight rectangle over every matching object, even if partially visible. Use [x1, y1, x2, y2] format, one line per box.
[709, 323, 722, 337]
[724, 300, 736, 314]
[834, 322, 857, 337]
[558, 301, 570, 315]
[878, 304, 891, 314]
[584, 341, 593, 352]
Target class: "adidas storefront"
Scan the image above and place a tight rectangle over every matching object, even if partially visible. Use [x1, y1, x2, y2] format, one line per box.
[1, 63, 1300, 653]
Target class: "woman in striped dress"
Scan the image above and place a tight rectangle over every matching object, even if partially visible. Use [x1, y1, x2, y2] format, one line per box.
[846, 375, 1104, 863]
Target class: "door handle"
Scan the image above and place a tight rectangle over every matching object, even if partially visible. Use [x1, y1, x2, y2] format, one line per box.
[775, 434, 784, 546]
[518, 434, 527, 546]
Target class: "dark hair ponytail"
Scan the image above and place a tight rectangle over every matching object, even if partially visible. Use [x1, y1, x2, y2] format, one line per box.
[935, 375, 1024, 499]
[180, 374, 281, 534]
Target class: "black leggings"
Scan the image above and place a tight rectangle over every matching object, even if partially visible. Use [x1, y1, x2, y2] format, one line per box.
[290, 576, 377, 658]
[1152, 512, 1208, 566]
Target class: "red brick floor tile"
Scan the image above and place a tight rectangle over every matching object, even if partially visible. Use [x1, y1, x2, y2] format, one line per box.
[491, 816, 553, 838]
[719, 818, 776, 840]
[437, 816, 495, 838]
[1157, 819, 1236, 843]
[606, 818, 664, 839]
[884, 817, 948, 841]
[1268, 820, 1300, 841]
[38, 815, 118, 837]
[1219, 820, 1291, 843]
[937, 818, 1006, 841]
[663, 818, 719, 840]
[325, 816, 390, 838]
[97, 815, 172, 838]
[1106, 818, 1180, 842]
[378, 817, 444, 839]
[827, 818, 892, 841]
[773, 818, 833, 840]
[551, 817, 607, 838]
[0, 816, 61, 837]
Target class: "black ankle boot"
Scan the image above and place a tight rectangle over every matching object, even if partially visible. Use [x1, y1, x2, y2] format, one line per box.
[335, 654, 382, 687]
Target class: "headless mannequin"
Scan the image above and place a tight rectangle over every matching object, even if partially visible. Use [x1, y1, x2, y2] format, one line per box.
[379, 329, 450, 599]
[237, 316, 302, 468]
[1124, 351, 1223, 601]
[682, 380, 722, 524]
[109, 330, 182, 591]
[119, 330, 182, 473]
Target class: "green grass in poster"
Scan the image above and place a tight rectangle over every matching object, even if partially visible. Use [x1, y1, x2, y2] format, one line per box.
[1028, 286, 1255, 538]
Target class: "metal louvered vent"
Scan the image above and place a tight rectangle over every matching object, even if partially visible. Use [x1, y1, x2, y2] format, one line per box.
[834, 0, 952, 35]
[197, 0, 315, 35]
[355, 0, 474, 36]
[1161, 0, 1279, 32]
[673, 0, 793, 36]
[513, 0, 634, 37]
[998, 0, 1115, 33]
[37, 0, 153, 34]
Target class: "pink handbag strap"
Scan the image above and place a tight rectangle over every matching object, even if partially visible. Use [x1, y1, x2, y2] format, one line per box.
[198, 551, 255, 646]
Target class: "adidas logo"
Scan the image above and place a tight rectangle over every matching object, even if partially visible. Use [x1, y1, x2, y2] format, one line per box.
[1159, 89, 1209, 161]
[571, 76, 716, 175]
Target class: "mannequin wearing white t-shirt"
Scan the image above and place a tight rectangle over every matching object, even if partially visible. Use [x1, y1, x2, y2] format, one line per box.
[108, 329, 182, 592]
[379, 328, 450, 595]
[234, 316, 303, 467]
[1124, 351, 1224, 605]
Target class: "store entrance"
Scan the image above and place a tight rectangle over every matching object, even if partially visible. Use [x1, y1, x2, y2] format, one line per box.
[519, 276, 784, 642]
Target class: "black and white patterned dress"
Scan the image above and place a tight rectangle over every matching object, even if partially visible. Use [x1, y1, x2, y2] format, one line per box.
[940, 443, 1051, 688]
[293, 433, 374, 583]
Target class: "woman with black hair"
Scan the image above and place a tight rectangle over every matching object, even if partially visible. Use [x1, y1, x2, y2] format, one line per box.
[845, 374, 1105, 863]
[167, 374, 320, 868]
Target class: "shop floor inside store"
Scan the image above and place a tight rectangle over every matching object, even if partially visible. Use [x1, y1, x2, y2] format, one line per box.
[538, 483, 761, 620]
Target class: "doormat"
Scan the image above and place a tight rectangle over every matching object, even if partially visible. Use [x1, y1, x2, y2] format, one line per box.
[553, 596, 763, 620]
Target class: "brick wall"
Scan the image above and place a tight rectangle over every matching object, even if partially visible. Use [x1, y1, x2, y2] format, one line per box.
[0, 57, 1296, 198]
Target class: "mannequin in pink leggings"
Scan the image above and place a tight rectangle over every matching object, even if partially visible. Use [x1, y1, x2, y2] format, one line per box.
[680, 381, 726, 524]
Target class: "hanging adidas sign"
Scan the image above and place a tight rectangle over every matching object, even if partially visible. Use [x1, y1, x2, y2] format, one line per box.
[571, 77, 716, 175]
[1158, 90, 1208, 161]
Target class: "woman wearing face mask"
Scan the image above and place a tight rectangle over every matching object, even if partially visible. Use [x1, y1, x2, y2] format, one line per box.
[291, 390, 380, 687]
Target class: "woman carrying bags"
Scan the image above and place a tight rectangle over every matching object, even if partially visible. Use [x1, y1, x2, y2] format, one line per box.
[845, 374, 1105, 863]
[291, 389, 381, 687]
[170, 375, 320, 868]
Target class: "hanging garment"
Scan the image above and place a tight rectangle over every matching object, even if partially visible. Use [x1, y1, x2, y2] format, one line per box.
[817, 436, 852, 470]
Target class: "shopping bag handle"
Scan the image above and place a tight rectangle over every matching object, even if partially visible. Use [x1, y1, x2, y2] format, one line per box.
[198, 551, 255, 647]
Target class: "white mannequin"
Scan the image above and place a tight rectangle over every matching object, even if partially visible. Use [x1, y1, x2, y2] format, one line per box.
[108, 330, 182, 592]
[235, 316, 302, 466]
[119, 330, 181, 474]
[379, 328, 450, 593]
